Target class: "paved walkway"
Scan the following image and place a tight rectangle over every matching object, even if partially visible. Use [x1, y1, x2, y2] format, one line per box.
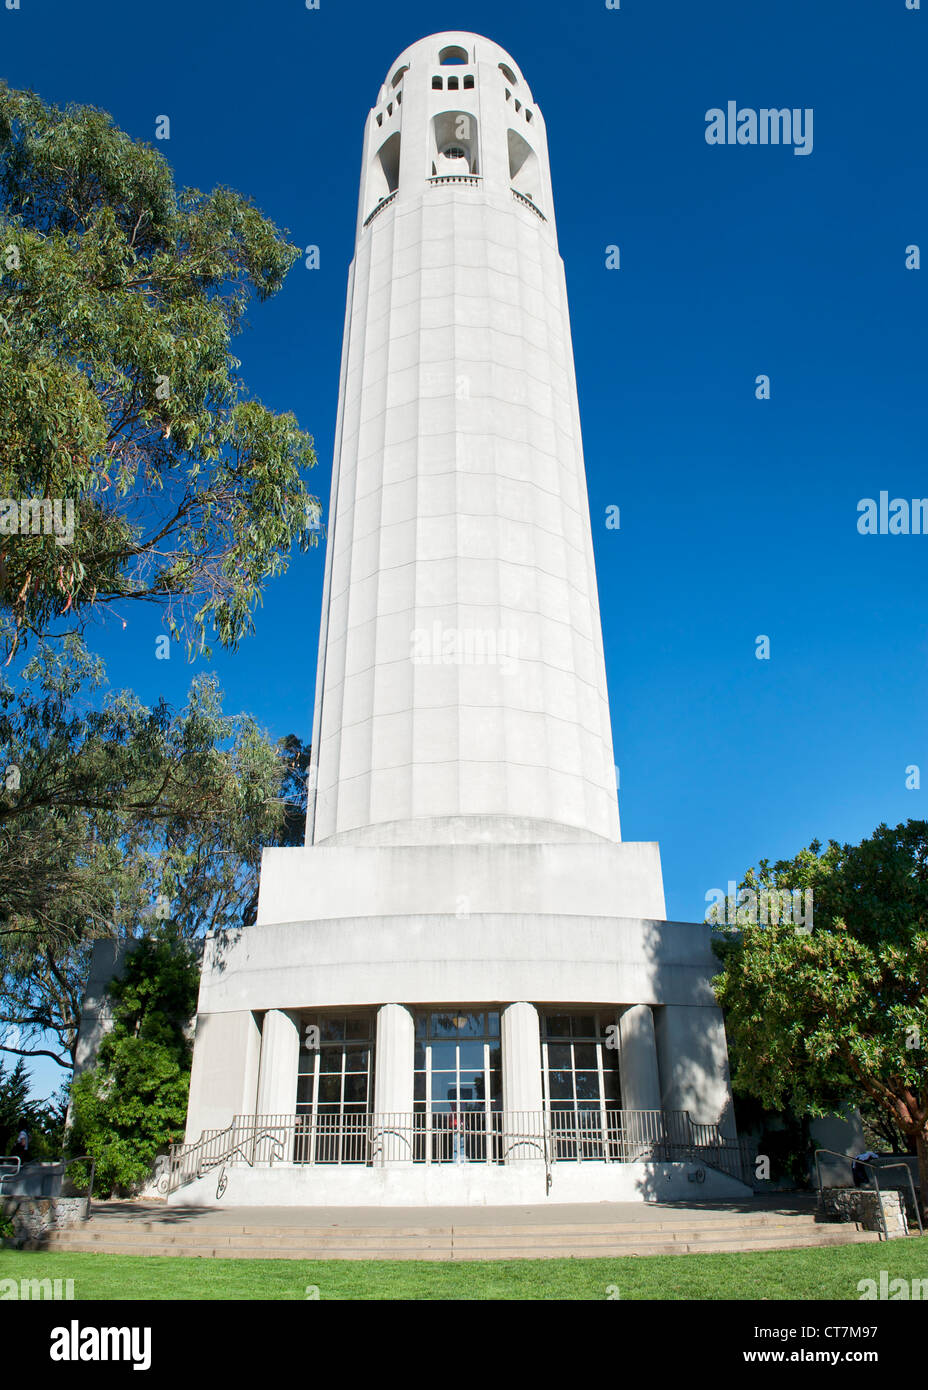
[89, 1194, 820, 1229]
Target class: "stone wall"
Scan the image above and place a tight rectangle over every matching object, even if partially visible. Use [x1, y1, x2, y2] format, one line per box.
[1, 1197, 88, 1248]
[822, 1188, 909, 1237]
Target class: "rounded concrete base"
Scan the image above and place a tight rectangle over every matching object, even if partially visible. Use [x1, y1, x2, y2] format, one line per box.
[168, 1161, 751, 1208]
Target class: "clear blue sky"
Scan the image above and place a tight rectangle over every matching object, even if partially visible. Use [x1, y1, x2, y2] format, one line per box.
[4, 1, 926, 1097]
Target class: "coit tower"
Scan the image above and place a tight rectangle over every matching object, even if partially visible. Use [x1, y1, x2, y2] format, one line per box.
[174, 34, 738, 1205]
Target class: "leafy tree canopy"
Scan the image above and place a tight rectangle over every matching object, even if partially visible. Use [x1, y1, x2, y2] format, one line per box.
[0, 82, 318, 657]
[0, 634, 309, 1068]
[714, 821, 928, 1200]
[67, 931, 199, 1194]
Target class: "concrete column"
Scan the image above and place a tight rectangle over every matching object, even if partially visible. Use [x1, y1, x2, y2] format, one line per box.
[654, 1004, 736, 1135]
[501, 1001, 544, 1161]
[373, 1003, 415, 1162]
[184, 1010, 262, 1143]
[618, 1005, 662, 1113]
[255, 1009, 301, 1117]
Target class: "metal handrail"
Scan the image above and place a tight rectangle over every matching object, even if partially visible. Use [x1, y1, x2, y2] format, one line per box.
[363, 191, 397, 227]
[814, 1149, 923, 1240]
[0, 1156, 21, 1192]
[166, 1109, 742, 1193]
[66, 1155, 96, 1219]
[876, 1161, 924, 1236]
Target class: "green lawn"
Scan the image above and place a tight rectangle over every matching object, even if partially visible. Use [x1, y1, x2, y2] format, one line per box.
[1, 1239, 926, 1300]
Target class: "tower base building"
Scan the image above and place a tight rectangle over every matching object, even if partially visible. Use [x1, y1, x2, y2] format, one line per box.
[175, 33, 746, 1206]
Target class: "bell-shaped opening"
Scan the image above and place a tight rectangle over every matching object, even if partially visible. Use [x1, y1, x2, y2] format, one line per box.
[508, 129, 541, 208]
[430, 111, 479, 176]
[439, 44, 468, 64]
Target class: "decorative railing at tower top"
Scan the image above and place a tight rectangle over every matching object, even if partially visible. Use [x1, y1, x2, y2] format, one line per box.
[511, 188, 546, 220]
[363, 190, 398, 227]
[427, 174, 482, 186]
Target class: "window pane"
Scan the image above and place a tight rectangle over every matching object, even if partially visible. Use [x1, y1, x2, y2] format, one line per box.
[547, 1043, 571, 1069]
[344, 1017, 370, 1040]
[575, 1071, 600, 1100]
[414, 1072, 426, 1101]
[430, 1011, 483, 1038]
[321, 1018, 344, 1042]
[414, 1043, 426, 1069]
[430, 1013, 462, 1038]
[548, 1071, 573, 1100]
[297, 1075, 315, 1106]
[344, 1073, 368, 1103]
[458, 1041, 485, 1068]
[344, 1047, 370, 1071]
[487, 1012, 500, 1037]
[429, 1040, 457, 1070]
[574, 1016, 596, 1037]
[545, 1015, 571, 1038]
[318, 1074, 341, 1103]
[457, 1071, 484, 1101]
[432, 1072, 458, 1103]
[573, 1043, 597, 1069]
[601, 1069, 620, 1101]
[318, 1050, 343, 1074]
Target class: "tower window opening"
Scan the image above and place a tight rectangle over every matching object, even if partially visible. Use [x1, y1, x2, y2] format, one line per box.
[376, 112, 383, 127]
[505, 88, 511, 102]
[515, 99, 522, 113]
[525, 109, 533, 122]
[387, 102, 393, 116]
[499, 63, 518, 85]
[365, 129, 401, 217]
[463, 75, 474, 89]
[391, 65, 409, 89]
[447, 76, 459, 91]
[397, 90, 402, 104]
[432, 76, 443, 90]
[442, 145, 467, 160]
[508, 128, 541, 210]
[438, 44, 469, 64]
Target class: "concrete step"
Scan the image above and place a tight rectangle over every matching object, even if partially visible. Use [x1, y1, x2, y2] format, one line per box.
[73, 1212, 838, 1240]
[42, 1219, 851, 1251]
[41, 1230, 881, 1261]
[39, 1220, 881, 1260]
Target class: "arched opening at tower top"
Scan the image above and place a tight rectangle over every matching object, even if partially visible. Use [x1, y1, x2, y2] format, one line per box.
[365, 131, 401, 217]
[507, 129, 541, 208]
[438, 44, 468, 64]
[430, 111, 479, 177]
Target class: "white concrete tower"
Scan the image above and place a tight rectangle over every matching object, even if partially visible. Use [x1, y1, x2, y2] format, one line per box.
[307, 32, 620, 848]
[174, 34, 742, 1206]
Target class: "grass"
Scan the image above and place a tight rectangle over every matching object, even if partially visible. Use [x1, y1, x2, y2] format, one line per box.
[1, 1239, 926, 1300]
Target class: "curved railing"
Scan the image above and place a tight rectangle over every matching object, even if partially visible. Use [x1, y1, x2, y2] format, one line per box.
[814, 1148, 923, 1240]
[363, 191, 398, 227]
[166, 1109, 743, 1195]
[511, 188, 546, 220]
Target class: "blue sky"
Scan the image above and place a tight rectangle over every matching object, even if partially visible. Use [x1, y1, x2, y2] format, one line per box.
[4, 0, 926, 1096]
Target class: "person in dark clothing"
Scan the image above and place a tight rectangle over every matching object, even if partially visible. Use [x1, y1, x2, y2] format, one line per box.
[851, 1150, 879, 1186]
